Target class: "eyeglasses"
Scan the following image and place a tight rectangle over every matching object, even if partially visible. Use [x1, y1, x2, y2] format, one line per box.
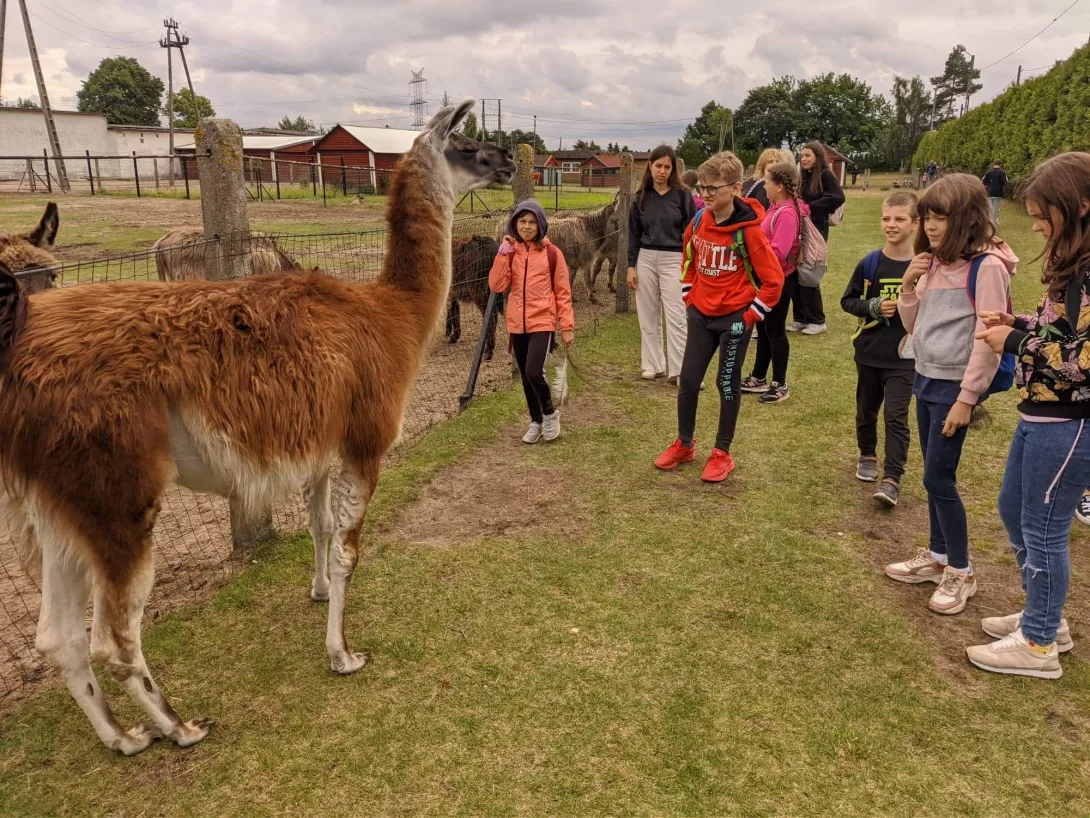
[694, 183, 734, 196]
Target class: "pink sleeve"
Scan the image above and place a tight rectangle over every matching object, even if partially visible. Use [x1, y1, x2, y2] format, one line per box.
[897, 273, 925, 333]
[958, 257, 1009, 405]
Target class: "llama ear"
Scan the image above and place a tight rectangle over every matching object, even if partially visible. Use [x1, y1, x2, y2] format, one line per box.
[423, 99, 476, 144]
[25, 202, 59, 248]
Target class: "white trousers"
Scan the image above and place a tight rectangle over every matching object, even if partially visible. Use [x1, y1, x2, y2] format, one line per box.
[635, 249, 687, 378]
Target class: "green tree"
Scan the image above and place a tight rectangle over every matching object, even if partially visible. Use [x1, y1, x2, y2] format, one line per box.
[734, 77, 796, 151]
[572, 139, 602, 151]
[163, 88, 215, 128]
[76, 57, 163, 126]
[676, 101, 733, 168]
[791, 73, 885, 153]
[2, 97, 40, 109]
[930, 45, 982, 123]
[277, 114, 317, 132]
[878, 75, 933, 170]
[460, 111, 481, 140]
[508, 129, 548, 154]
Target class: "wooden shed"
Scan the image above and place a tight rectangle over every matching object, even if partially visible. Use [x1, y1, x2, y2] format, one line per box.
[308, 125, 419, 192]
[580, 153, 622, 187]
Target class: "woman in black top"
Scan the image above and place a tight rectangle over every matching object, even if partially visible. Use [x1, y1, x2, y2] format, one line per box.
[789, 141, 845, 335]
[627, 145, 696, 382]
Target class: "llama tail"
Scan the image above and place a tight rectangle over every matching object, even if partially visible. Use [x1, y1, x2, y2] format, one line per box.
[0, 267, 28, 367]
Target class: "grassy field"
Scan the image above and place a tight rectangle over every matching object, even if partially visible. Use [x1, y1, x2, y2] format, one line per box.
[1, 192, 1089, 815]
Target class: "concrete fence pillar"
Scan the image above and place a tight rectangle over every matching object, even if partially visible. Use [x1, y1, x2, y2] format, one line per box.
[196, 118, 254, 282]
[615, 153, 634, 314]
[512, 143, 534, 205]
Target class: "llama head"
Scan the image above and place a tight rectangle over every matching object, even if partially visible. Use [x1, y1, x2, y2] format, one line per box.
[417, 99, 515, 195]
[0, 202, 59, 294]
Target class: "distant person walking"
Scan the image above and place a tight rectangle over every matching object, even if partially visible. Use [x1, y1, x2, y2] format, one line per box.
[982, 160, 1009, 226]
[788, 141, 844, 335]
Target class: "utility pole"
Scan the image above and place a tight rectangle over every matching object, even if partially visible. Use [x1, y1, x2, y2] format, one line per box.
[1016, 64, 1022, 86]
[0, 0, 7, 103]
[532, 114, 537, 152]
[963, 53, 976, 116]
[17, 0, 68, 191]
[161, 19, 196, 186]
[408, 69, 427, 130]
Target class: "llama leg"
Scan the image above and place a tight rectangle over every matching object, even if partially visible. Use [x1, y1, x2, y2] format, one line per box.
[326, 463, 377, 675]
[91, 553, 211, 749]
[35, 531, 161, 755]
[306, 470, 334, 602]
[446, 300, 461, 344]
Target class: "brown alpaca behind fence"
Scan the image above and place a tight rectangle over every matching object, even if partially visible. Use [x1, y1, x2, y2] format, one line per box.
[0, 101, 514, 756]
[446, 235, 502, 359]
[152, 227, 297, 282]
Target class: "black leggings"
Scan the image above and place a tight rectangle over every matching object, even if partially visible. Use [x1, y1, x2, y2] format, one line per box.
[511, 332, 555, 423]
[678, 306, 751, 452]
[751, 273, 797, 383]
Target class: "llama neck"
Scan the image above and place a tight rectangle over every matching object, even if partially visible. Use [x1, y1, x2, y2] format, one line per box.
[378, 150, 454, 322]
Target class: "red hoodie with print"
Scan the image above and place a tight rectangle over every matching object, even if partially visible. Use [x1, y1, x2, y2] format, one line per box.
[680, 197, 785, 326]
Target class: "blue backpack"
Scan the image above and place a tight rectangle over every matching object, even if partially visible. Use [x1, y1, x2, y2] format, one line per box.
[965, 254, 1016, 396]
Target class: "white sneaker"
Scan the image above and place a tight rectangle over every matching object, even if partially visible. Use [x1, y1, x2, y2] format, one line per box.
[641, 370, 663, 380]
[801, 323, 828, 335]
[929, 566, 977, 615]
[786, 321, 805, 333]
[885, 550, 944, 584]
[522, 422, 543, 444]
[966, 629, 1062, 679]
[981, 610, 1074, 652]
[542, 411, 560, 442]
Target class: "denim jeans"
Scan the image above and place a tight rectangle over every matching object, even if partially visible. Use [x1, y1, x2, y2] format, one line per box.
[917, 399, 970, 569]
[998, 418, 1090, 644]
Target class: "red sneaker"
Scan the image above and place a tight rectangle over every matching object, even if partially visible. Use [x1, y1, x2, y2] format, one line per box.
[701, 448, 735, 483]
[655, 439, 696, 470]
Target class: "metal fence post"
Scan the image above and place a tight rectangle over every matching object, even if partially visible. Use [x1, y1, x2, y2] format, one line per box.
[26, 158, 36, 193]
[86, 151, 94, 196]
[182, 154, 191, 199]
[340, 155, 347, 196]
[615, 153, 634, 314]
[460, 291, 500, 410]
[94, 158, 102, 194]
[133, 152, 141, 197]
[43, 149, 51, 193]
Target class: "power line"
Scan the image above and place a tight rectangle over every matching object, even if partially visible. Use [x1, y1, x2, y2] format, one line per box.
[979, 0, 1083, 69]
[25, 11, 158, 49]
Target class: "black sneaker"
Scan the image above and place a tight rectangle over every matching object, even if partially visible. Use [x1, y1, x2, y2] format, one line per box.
[758, 382, 789, 403]
[740, 376, 768, 394]
[874, 479, 900, 507]
[856, 456, 879, 482]
[1077, 493, 1090, 527]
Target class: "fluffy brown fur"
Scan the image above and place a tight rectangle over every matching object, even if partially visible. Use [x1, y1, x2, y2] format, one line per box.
[153, 226, 297, 282]
[0, 101, 514, 756]
[0, 202, 60, 293]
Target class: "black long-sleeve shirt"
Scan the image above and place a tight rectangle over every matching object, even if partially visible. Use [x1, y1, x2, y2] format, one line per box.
[801, 168, 845, 239]
[627, 186, 696, 268]
[743, 178, 769, 210]
[840, 251, 914, 369]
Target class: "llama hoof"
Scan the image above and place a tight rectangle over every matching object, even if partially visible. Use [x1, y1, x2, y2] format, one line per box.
[310, 585, 329, 603]
[111, 723, 164, 756]
[331, 650, 371, 675]
[170, 717, 213, 748]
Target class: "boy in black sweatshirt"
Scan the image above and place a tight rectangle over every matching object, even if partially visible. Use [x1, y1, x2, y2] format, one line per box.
[840, 192, 919, 507]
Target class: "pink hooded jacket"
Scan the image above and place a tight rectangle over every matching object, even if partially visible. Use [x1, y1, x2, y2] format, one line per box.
[898, 240, 1020, 405]
[760, 200, 810, 275]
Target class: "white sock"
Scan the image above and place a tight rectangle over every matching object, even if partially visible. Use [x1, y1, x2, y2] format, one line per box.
[930, 550, 949, 566]
[949, 563, 972, 576]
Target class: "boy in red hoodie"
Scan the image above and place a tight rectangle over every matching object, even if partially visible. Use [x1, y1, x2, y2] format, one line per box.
[655, 151, 785, 482]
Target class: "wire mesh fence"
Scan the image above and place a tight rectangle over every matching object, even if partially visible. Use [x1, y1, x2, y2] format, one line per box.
[0, 198, 625, 707]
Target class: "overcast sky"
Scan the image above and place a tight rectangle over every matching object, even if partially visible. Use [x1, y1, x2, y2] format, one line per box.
[1, 0, 1088, 147]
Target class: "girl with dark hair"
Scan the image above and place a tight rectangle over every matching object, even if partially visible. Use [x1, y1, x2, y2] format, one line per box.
[627, 145, 696, 382]
[788, 141, 845, 335]
[969, 151, 1090, 678]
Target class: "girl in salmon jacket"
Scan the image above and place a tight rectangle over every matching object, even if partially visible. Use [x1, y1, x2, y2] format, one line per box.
[489, 200, 576, 444]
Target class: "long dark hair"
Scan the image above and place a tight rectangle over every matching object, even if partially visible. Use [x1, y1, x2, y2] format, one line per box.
[801, 141, 830, 197]
[914, 174, 996, 264]
[1023, 151, 1090, 300]
[638, 145, 682, 207]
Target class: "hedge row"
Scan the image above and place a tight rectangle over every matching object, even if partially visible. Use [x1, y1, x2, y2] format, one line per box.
[913, 45, 1090, 178]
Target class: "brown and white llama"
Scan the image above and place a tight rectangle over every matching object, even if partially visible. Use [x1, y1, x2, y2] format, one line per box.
[0, 101, 513, 756]
[0, 202, 60, 293]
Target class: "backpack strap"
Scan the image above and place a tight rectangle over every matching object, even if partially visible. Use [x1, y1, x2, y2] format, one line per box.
[680, 208, 705, 282]
[732, 229, 759, 290]
[966, 254, 1013, 313]
[546, 243, 558, 277]
[861, 249, 883, 293]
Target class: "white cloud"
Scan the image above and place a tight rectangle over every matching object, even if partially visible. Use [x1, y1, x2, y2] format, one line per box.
[1, 0, 1087, 146]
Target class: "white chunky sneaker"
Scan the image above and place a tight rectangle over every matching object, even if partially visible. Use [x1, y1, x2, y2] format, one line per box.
[522, 422, 543, 444]
[885, 550, 944, 584]
[928, 566, 976, 615]
[542, 411, 560, 442]
[966, 629, 1062, 679]
[981, 611, 1073, 653]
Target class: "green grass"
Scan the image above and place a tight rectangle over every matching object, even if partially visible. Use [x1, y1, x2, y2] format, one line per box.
[1, 193, 1089, 815]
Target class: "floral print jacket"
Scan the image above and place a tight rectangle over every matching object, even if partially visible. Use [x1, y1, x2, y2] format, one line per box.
[1004, 269, 1090, 418]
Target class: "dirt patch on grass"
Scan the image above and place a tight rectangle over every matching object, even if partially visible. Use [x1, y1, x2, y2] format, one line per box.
[382, 397, 613, 549]
[834, 469, 1090, 690]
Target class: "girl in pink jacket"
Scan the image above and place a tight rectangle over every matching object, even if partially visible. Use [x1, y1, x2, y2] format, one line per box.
[741, 161, 807, 404]
[489, 200, 575, 444]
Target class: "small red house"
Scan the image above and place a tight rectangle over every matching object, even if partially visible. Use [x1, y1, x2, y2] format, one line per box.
[534, 154, 560, 186]
[580, 153, 623, 187]
[308, 125, 420, 191]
